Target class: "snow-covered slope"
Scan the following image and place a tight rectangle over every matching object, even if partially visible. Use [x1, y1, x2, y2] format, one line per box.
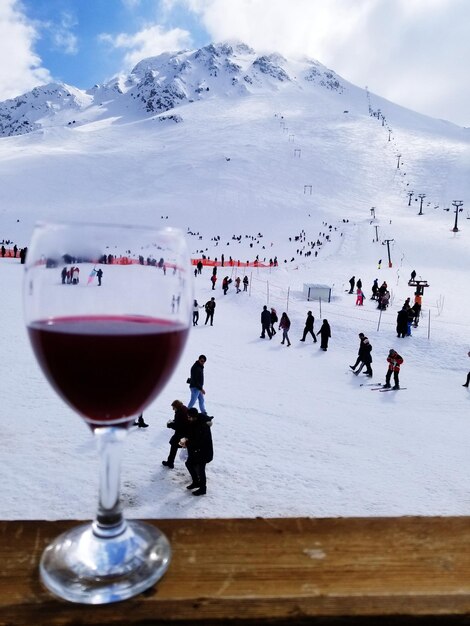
[0, 42, 469, 520]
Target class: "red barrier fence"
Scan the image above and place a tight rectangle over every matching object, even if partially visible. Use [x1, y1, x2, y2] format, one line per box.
[1, 249, 274, 269]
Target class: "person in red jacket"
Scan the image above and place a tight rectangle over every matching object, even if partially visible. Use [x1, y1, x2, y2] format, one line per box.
[384, 349, 403, 389]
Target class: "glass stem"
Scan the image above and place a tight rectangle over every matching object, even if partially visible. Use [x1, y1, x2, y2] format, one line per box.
[93, 426, 128, 538]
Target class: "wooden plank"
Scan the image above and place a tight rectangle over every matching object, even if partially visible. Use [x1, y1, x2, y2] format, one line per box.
[2, 517, 470, 625]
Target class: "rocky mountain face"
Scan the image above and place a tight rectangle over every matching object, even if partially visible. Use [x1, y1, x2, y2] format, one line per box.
[0, 42, 344, 137]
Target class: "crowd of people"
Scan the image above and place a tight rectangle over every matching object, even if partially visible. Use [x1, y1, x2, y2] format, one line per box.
[142, 263, 468, 501]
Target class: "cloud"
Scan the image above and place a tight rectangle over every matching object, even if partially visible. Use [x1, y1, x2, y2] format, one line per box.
[49, 12, 78, 55]
[0, 0, 52, 99]
[165, 0, 470, 126]
[121, 0, 142, 8]
[100, 23, 192, 70]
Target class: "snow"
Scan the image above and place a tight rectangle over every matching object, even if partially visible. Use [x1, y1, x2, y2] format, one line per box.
[0, 45, 469, 522]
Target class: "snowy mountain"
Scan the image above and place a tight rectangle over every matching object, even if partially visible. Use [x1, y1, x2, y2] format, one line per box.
[0, 42, 345, 137]
[1, 42, 470, 522]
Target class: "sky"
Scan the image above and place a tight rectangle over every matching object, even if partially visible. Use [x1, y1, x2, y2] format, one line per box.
[0, 0, 469, 126]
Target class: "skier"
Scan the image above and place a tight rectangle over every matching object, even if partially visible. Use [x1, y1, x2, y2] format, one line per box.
[260, 305, 272, 339]
[235, 276, 241, 293]
[384, 349, 403, 389]
[61, 266, 67, 284]
[279, 312, 291, 346]
[413, 292, 422, 326]
[348, 276, 355, 294]
[243, 275, 249, 292]
[300, 311, 317, 343]
[210, 274, 217, 290]
[356, 288, 364, 306]
[317, 319, 331, 351]
[222, 276, 229, 295]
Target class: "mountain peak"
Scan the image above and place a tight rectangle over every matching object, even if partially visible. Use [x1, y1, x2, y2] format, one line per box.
[0, 42, 344, 137]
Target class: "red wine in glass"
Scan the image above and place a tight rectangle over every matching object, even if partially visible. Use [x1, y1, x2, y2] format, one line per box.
[28, 315, 189, 428]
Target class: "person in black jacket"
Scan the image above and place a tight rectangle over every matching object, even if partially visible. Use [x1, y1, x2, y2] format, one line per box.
[352, 337, 373, 377]
[350, 333, 366, 370]
[260, 305, 272, 339]
[348, 276, 355, 294]
[300, 311, 317, 342]
[204, 297, 216, 325]
[396, 307, 409, 338]
[317, 319, 331, 351]
[181, 408, 214, 496]
[187, 355, 207, 414]
[162, 400, 189, 469]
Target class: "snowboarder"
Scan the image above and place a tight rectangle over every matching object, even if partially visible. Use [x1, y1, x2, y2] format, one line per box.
[384, 349, 403, 389]
[300, 311, 317, 342]
[260, 305, 272, 339]
[279, 312, 291, 346]
[317, 319, 331, 351]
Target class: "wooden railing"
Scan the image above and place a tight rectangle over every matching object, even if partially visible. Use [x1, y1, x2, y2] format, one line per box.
[2, 517, 470, 625]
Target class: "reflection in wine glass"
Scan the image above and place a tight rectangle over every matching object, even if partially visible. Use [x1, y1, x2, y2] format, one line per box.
[24, 222, 192, 604]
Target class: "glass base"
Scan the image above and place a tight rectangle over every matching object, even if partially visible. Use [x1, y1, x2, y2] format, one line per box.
[40, 520, 171, 604]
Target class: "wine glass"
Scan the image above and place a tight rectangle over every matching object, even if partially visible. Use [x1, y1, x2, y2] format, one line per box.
[23, 222, 192, 604]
